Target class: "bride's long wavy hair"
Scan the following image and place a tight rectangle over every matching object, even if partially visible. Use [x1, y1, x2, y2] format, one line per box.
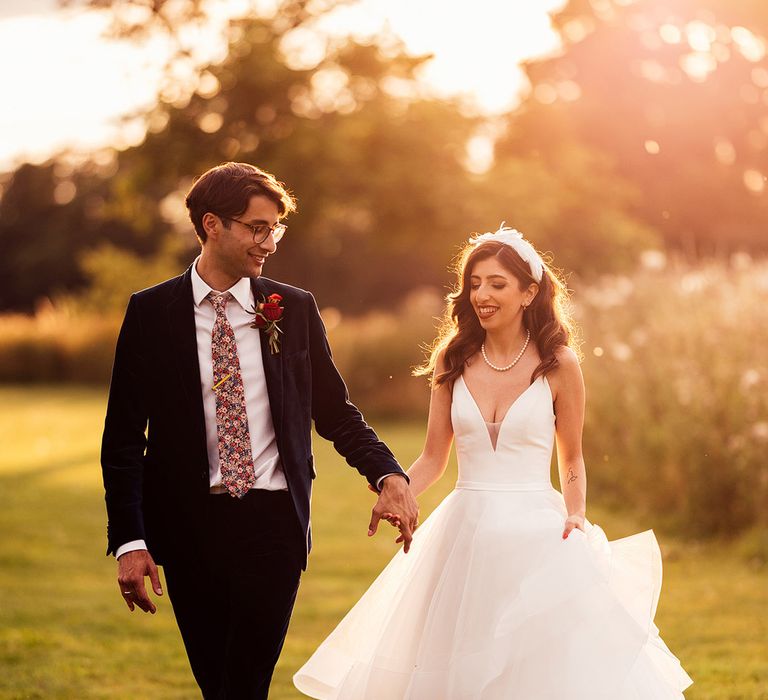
[415, 239, 579, 387]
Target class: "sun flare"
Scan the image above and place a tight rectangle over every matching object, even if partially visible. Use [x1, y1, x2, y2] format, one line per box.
[0, 0, 566, 168]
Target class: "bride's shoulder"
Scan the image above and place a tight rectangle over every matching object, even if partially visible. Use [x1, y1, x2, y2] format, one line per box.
[553, 345, 580, 369]
[546, 346, 583, 399]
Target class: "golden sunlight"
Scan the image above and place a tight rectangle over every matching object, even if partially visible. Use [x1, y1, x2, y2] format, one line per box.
[316, 0, 567, 113]
[0, 0, 566, 168]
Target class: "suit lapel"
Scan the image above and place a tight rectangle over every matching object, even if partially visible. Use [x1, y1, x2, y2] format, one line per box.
[167, 266, 208, 458]
[252, 277, 284, 441]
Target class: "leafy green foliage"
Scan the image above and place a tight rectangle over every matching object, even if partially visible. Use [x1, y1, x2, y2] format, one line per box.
[0, 162, 141, 311]
[75, 239, 184, 313]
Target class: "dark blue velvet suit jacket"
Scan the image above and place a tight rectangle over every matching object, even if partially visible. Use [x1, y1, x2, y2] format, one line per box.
[100, 266, 405, 569]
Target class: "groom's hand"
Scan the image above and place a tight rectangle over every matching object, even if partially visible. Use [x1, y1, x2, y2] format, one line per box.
[368, 475, 419, 553]
[117, 550, 163, 614]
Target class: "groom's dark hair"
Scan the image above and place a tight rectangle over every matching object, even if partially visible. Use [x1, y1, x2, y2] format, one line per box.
[185, 162, 297, 243]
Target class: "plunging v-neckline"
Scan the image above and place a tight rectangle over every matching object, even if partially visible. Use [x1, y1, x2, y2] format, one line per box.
[459, 374, 540, 452]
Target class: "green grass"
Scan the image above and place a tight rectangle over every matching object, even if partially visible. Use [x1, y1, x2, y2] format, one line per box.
[0, 386, 765, 699]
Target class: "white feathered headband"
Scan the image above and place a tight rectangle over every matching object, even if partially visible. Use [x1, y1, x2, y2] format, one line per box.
[469, 224, 544, 283]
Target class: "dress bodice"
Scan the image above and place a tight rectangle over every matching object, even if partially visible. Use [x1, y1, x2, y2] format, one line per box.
[451, 374, 555, 490]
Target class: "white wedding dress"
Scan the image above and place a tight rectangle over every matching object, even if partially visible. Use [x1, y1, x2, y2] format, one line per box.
[294, 374, 693, 699]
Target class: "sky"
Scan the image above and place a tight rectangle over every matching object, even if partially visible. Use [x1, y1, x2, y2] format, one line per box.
[0, 0, 566, 170]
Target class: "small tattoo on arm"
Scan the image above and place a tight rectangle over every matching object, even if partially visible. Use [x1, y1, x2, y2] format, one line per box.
[567, 468, 578, 484]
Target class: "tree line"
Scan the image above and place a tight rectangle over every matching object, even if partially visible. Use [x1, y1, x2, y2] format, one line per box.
[1, 0, 766, 313]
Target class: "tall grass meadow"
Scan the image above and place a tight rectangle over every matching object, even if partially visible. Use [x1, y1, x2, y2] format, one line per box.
[578, 255, 768, 541]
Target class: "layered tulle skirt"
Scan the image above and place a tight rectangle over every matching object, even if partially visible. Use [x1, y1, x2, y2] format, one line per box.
[294, 486, 693, 699]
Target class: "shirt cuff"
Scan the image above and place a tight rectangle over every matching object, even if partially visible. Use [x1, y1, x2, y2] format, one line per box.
[376, 472, 406, 490]
[115, 539, 148, 560]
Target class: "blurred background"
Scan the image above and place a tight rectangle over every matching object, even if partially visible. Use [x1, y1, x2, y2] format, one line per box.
[0, 0, 766, 697]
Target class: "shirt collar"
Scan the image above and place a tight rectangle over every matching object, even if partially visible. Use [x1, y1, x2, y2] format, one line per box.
[191, 257, 254, 312]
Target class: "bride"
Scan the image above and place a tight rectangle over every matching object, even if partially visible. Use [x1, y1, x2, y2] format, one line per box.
[294, 226, 693, 699]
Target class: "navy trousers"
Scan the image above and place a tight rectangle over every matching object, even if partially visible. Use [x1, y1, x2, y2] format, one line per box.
[163, 490, 304, 699]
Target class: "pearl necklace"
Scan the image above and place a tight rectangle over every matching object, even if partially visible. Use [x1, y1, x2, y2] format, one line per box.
[481, 329, 531, 372]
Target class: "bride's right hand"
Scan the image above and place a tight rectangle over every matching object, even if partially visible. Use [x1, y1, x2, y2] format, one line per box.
[562, 515, 585, 539]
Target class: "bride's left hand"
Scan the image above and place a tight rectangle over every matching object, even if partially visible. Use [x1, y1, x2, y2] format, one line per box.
[562, 515, 585, 539]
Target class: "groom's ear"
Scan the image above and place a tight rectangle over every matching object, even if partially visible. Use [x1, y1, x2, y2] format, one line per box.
[201, 212, 221, 242]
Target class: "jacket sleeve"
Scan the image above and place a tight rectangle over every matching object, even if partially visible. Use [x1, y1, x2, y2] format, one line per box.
[100, 294, 149, 556]
[306, 292, 408, 490]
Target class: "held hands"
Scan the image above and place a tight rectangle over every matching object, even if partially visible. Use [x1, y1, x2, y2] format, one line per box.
[368, 476, 419, 553]
[562, 514, 586, 540]
[117, 550, 163, 613]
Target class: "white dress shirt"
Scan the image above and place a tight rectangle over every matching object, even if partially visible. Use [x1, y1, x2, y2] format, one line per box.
[115, 259, 287, 559]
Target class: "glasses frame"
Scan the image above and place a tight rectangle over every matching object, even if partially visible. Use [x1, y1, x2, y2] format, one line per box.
[212, 213, 287, 244]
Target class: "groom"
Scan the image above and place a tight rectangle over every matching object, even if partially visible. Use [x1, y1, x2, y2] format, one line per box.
[100, 162, 418, 698]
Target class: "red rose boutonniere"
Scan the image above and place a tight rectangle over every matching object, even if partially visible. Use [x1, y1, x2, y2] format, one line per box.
[249, 293, 284, 354]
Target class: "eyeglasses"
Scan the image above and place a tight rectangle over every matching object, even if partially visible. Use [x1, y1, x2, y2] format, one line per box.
[213, 213, 287, 244]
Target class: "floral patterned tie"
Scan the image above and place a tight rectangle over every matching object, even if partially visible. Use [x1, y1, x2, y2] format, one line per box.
[209, 291, 256, 498]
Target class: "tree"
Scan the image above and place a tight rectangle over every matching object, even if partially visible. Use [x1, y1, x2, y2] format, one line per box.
[0, 161, 139, 310]
[497, 0, 768, 255]
[86, 12, 484, 311]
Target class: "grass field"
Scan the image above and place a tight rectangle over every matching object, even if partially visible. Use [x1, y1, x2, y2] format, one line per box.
[0, 386, 766, 699]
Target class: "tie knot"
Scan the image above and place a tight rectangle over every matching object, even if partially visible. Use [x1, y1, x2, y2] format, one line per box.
[208, 291, 232, 314]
